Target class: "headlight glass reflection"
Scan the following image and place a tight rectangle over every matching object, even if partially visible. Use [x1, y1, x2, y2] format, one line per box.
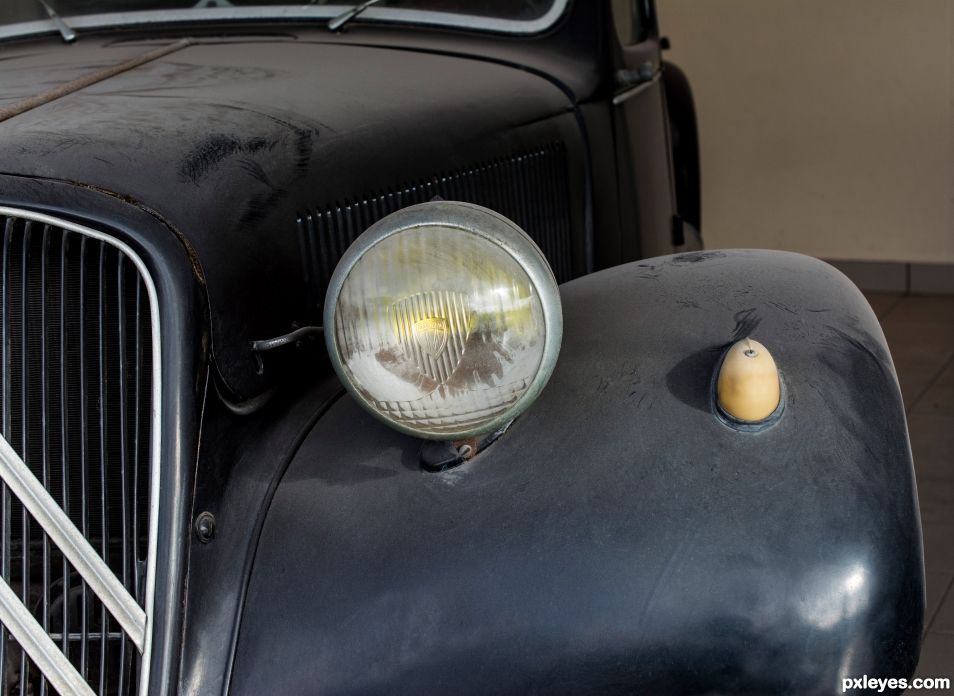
[325, 202, 561, 440]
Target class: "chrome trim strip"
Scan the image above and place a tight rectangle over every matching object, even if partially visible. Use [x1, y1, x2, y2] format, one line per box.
[612, 72, 660, 106]
[0, 434, 146, 648]
[346, 2, 570, 33]
[0, 576, 96, 696]
[0, 0, 569, 41]
[0, 206, 162, 696]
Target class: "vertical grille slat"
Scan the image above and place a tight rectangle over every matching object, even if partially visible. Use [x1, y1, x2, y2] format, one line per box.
[19, 222, 30, 696]
[0, 213, 155, 696]
[39, 225, 50, 696]
[97, 242, 108, 696]
[1, 218, 10, 695]
[116, 256, 128, 696]
[78, 235, 90, 683]
[297, 143, 575, 317]
[130, 283, 141, 608]
[58, 233, 70, 671]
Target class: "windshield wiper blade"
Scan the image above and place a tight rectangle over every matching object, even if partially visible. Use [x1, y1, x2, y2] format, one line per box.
[38, 0, 76, 43]
[328, 0, 384, 32]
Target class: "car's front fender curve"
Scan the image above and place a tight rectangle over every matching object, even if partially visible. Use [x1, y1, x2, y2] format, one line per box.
[230, 249, 923, 695]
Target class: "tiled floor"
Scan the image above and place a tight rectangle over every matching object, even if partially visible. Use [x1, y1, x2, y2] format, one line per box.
[864, 292, 954, 687]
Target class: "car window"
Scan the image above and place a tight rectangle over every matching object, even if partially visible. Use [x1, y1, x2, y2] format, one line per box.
[1, 0, 563, 30]
[611, 0, 654, 46]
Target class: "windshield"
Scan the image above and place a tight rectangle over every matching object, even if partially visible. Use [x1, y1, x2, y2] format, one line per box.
[0, 0, 567, 37]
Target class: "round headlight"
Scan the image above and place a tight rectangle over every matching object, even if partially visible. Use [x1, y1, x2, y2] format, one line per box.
[324, 201, 562, 440]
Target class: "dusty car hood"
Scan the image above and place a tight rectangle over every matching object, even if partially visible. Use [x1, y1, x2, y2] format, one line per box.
[0, 34, 572, 397]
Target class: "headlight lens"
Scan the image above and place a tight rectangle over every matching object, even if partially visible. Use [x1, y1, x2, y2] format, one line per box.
[324, 201, 562, 440]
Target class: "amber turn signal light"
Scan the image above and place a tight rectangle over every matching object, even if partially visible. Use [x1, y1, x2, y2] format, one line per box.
[716, 338, 781, 423]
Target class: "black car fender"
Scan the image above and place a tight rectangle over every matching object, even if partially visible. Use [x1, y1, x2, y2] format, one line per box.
[229, 249, 923, 695]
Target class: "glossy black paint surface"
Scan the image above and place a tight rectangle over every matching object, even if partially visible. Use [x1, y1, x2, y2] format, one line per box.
[232, 251, 923, 695]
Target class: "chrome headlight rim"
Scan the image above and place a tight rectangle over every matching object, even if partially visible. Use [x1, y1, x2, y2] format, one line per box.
[323, 200, 563, 440]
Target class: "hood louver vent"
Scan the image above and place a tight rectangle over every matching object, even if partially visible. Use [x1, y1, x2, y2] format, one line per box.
[296, 143, 574, 315]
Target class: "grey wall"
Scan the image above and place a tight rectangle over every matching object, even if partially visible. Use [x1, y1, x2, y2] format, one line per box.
[658, 0, 954, 265]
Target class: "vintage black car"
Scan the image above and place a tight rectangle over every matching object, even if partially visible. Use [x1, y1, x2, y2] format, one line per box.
[0, 1, 923, 694]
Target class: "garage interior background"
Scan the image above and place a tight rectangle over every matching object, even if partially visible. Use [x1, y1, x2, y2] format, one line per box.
[657, 0, 954, 293]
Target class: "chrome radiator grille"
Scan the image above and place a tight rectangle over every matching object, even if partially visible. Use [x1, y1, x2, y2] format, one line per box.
[0, 210, 157, 696]
[297, 143, 574, 315]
